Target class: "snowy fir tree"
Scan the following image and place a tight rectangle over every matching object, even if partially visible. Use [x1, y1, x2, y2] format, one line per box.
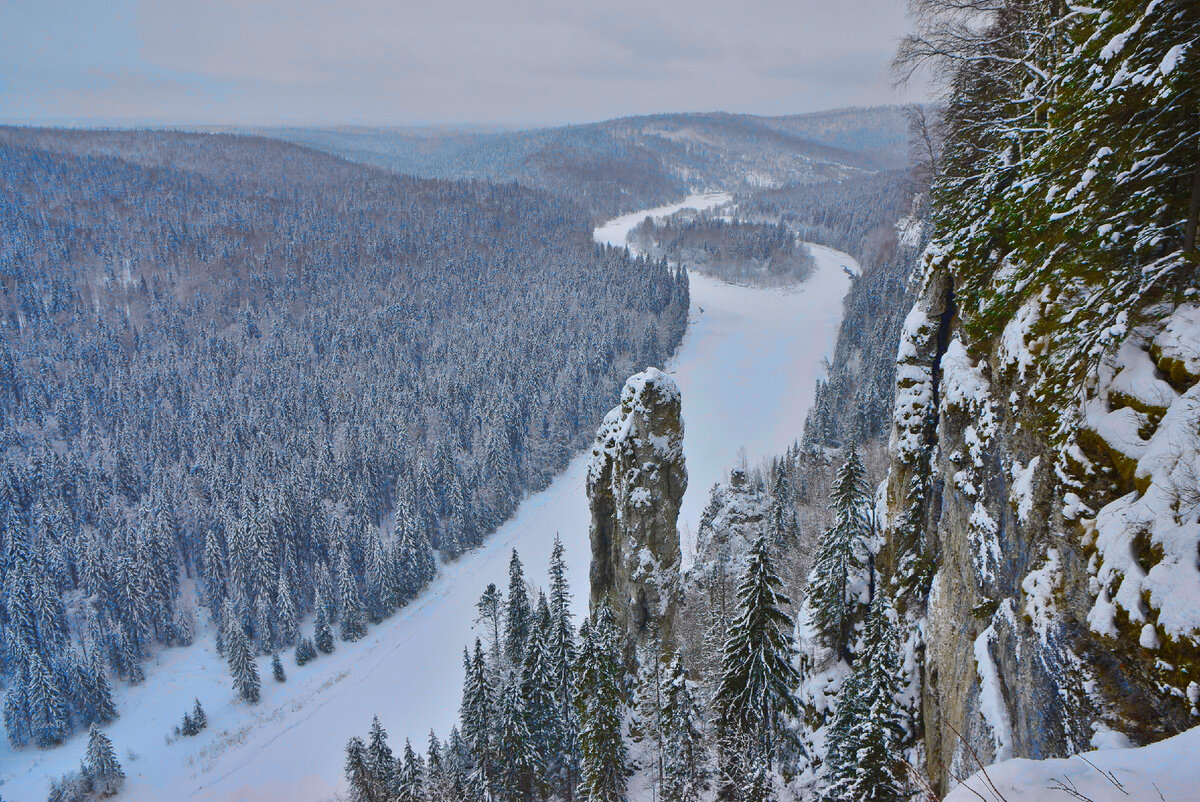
[272, 653, 287, 683]
[346, 735, 391, 802]
[807, 447, 872, 661]
[496, 679, 542, 801]
[520, 598, 561, 795]
[505, 550, 532, 667]
[661, 652, 707, 802]
[397, 738, 428, 802]
[574, 607, 628, 802]
[224, 613, 261, 705]
[821, 597, 906, 802]
[295, 636, 318, 666]
[425, 730, 461, 802]
[715, 536, 801, 785]
[82, 724, 125, 797]
[547, 536, 579, 798]
[461, 639, 496, 797]
[338, 552, 368, 642]
[193, 698, 207, 730]
[366, 715, 397, 794]
[314, 591, 335, 655]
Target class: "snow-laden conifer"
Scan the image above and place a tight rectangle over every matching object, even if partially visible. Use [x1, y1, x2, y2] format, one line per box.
[715, 535, 800, 778]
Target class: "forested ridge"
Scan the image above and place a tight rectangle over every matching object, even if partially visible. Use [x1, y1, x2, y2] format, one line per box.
[259, 107, 913, 218]
[0, 129, 689, 752]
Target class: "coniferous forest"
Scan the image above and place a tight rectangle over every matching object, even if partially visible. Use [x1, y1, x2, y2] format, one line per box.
[0, 128, 688, 751]
[4, 0, 1200, 799]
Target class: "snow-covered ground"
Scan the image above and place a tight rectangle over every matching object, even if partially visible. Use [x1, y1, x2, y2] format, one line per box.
[0, 193, 854, 802]
[946, 725, 1200, 802]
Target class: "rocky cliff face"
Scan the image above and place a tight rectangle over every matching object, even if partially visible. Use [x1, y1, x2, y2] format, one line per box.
[874, 4, 1200, 792]
[587, 367, 687, 657]
[883, 253, 1200, 794]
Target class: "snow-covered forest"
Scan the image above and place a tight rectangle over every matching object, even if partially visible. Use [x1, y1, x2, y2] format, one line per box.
[4, 0, 1200, 799]
[0, 129, 688, 756]
[627, 214, 816, 288]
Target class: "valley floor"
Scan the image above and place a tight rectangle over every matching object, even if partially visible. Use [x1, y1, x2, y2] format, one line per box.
[0, 194, 855, 802]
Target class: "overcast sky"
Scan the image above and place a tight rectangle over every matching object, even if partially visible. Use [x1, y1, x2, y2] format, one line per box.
[1, 0, 924, 127]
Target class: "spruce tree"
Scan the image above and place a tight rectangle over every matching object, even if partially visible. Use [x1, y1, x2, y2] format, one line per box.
[574, 607, 628, 802]
[807, 446, 871, 661]
[192, 697, 207, 731]
[315, 591, 335, 654]
[766, 461, 797, 549]
[295, 636, 318, 665]
[90, 652, 118, 724]
[338, 553, 368, 642]
[547, 536, 579, 799]
[3, 674, 30, 748]
[275, 570, 299, 647]
[83, 724, 125, 797]
[497, 679, 542, 802]
[446, 725, 472, 800]
[397, 738, 428, 802]
[202, 529, 226, 610]
[226, 621, 261, 704]
[661, 653, 706, 802]
[26, 648, 69, 746]
[426, 730, 453, 802]
[521, 596, 560, 795]
[715, 536, 800, 780]
[254, 590, 275, 654]
[365, 531, 393, 623]
[505, 549, 532, 666]
[366, 715, 397, 795]
[346, 735, 388, 802]
[272, 652, 287, 682]
[461, 639, 495, 797]
[316, 560, 339, 624]
[822, 598, 906, 802]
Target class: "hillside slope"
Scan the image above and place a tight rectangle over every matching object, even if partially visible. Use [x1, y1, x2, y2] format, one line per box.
[255, 107, 910, 216]
[0, 128, 688, 771]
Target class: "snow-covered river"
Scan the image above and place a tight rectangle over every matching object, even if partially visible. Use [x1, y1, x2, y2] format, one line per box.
[0, 195, 855, 802]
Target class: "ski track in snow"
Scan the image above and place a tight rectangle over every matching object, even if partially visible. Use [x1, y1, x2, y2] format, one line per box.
[0, 192, 855, 802]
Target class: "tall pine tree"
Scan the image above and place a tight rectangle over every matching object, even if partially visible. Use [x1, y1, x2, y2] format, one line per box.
[505, 550, 532, 667]
[715, 536, 800, 782]
[821, 597, 906, 802]
[83, 724, 125, 797]
[574, 607, 628, 802]
[807, 446, 871, 661]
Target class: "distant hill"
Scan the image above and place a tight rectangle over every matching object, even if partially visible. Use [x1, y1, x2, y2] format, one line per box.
[247, 106, 911, 216]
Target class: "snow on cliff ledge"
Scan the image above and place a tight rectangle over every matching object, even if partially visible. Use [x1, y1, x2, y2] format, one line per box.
[946, 725, 1200, 802]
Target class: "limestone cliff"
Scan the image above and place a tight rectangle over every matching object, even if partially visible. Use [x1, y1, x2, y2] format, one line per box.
[587, 367, 687, 656]
[882, 207, 1200, 795]
[871, 3, 1200, 792]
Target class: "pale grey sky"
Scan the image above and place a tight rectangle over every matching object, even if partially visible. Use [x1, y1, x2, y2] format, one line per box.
[0, 0, 924, 126]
